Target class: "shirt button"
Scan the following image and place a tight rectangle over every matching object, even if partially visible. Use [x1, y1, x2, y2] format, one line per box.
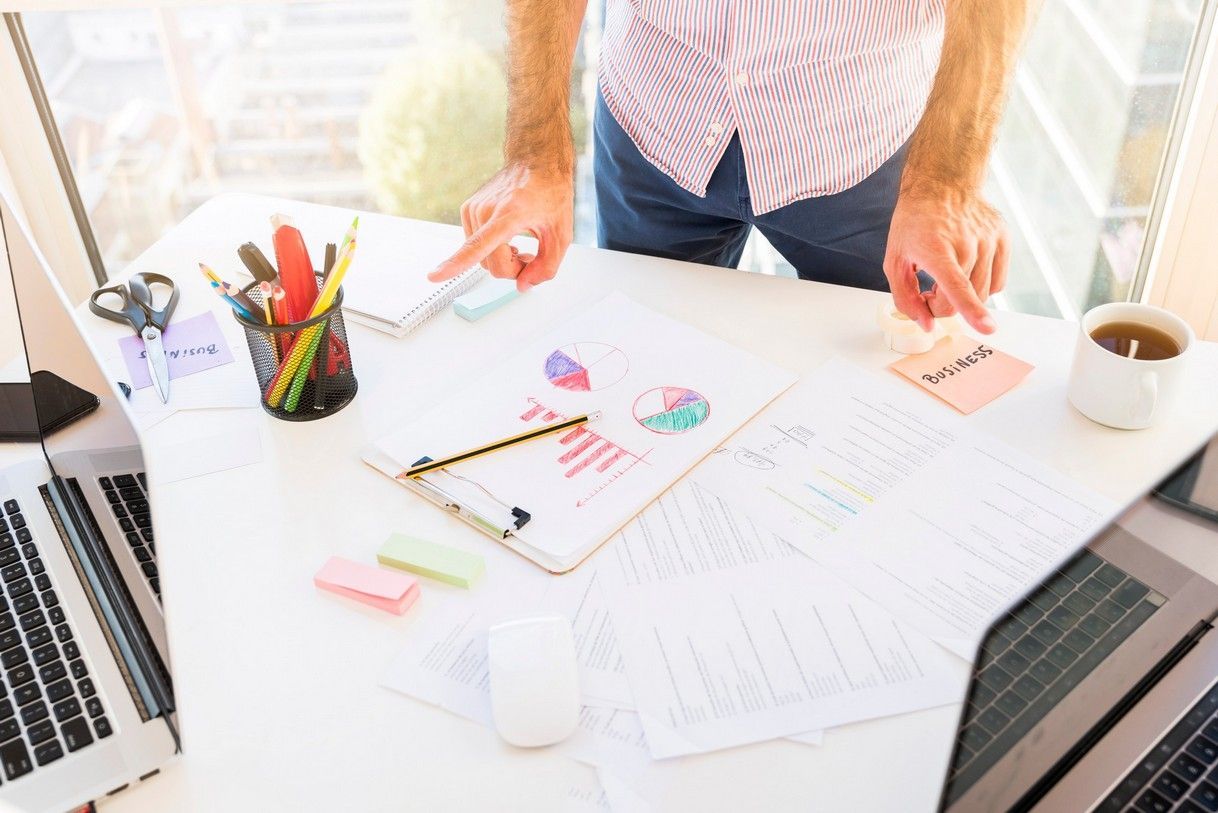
[734, 72, 749, 87]
[709, 122, 724, 135]
[703, 136, 716, 147]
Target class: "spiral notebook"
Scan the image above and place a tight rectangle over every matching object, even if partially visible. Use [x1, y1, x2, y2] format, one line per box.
[342, 265, 485, 337]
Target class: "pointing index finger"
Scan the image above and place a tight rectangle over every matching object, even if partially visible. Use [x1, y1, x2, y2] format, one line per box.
[428, 216, 521, 282]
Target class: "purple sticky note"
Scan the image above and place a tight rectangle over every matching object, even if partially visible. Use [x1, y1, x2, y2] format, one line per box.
[118, 311, 234, 390]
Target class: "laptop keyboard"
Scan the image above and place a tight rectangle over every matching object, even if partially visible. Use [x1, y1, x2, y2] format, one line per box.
[946, 548, 1165, 803]
[98, 474, 159, 598]
[0, 497, 112, 783]
[1097, 680, 1218, 812]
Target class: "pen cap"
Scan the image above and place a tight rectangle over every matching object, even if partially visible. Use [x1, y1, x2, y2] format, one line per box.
[235, 272, 358, 421]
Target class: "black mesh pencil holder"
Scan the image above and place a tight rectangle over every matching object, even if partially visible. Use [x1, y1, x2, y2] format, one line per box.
[235, 274, 358, 421]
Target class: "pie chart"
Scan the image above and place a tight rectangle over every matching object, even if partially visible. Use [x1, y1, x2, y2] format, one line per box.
[544, 343, 629, 392]
[633, 387, 710, 434]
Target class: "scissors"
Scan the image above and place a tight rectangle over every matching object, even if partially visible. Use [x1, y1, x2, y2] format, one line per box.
[89, 272, 180, 404]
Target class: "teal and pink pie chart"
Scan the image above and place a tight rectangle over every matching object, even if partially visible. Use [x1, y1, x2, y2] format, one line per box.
[632, 387, 710, 434]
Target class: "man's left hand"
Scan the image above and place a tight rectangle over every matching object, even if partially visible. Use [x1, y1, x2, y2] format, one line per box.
[882, 187, 1009, 335]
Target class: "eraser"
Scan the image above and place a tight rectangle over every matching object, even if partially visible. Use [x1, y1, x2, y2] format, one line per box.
[314, 556, 420, 615]
[377, 534, 485, 589]
[454, 278, 520, 321]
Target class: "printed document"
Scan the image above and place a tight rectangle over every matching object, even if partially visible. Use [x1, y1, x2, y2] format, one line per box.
[695, 359, 1114, 656]
[598, 480, 966, 758]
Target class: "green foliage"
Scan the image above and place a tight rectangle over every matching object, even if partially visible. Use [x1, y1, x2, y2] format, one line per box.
[358, 40, 508, 224]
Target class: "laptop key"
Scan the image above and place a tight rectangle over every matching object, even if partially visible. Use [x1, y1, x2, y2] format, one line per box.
[6, 577, 31, 598]
[140, 562, 157, 578]
[960, 724, 990, 751]
[133, 513, 151, 529]
[41, 590, 58, 609]
[32, 643, 58, 667]
[19, 701, 47, 726]
[0, 718, 16, 743]
[118, 518, 134, 533]
[0, 700, 11, 720]
[136, 472, 146, 489]
[33, 739, 63, 767]
[1030, 620, 1064, 646]
[103, 490, 120, 505]
[997, 650, 1030, 677]
[971, 682, 996, 708]
[85, 698, 103, 718]
[1063, 628, 1097, 653]
[38, 661, 65, 684]
[60, 715, 93, 751]
[25, 719, 53, 745]
[111, 504, 127, 519]
[0, 549, 16, 568]
[78, 678, 95, 699]
[1189, 736, 1218, 764]
[12, 682, 39, 707]
[52, 697, 80, 722]
[8, 515, 23, 530]
[93, 716, 112, 739]
[118, 486, 142, 501]
[1174, 753, 1207, 783]
[0, 648, 27, 669]
[125, 532, 141, 547]
[0, 563, 24, 582]
[0, 738, 32, 780]
[1029, 590, 1057, 613]
[0, 534, 10, 550]
[977, 706, 1010, 735]
[1029, 658, 1062, 685]
[1079, 577, 1112, 602]
[45, 679, 72, 703]
[15, 530, 30, 545]
[0, 613, 12, 634]
[1062, 592, 1095, 616]
[25, 626, 51, 649]
[25, 557, 42, 576]
[113, 474, 136, 488]
[98, 477, 113, 490]
[47, 607, 63, 626]
[1, 501, 15, 515]
[1135, 787, 1174, 813]
[54, 624, 72, 644]
[0, 630, 19, 651]
[1012, 674, 1046, 703]
[133, 546, 151, 563]
[63, 641, 79, 661]
[11, 594, 37, 616]
[1079, 613, 1110, 638]
[1154, 770, 1189, 801]
[32, 573, 49, 592]
[1047, 605, 1080, 630]
[7, 664, 33, 686]
[1115, 579, 1152, 609]
[1205, 720, 1218, 742]
[1094, 563, 1126, 588]
[1193, 782, 1218, 811]
[978, 666, 1013, 693]
[995, 690, 1027, 717]
[70, 660, 87, 679]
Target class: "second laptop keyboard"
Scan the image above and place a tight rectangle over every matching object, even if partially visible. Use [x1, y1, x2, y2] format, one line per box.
[946, 548, 1165, 803]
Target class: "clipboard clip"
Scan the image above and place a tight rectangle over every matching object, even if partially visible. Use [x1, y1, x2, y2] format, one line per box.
[398, 456, 531, 541]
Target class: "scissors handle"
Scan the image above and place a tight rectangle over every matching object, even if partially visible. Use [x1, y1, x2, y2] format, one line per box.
[89, 283, 149, 332]
[128, 272, 179, 331]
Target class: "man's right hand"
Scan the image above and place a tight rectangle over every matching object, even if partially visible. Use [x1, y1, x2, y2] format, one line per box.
[428, 162, 574, 293]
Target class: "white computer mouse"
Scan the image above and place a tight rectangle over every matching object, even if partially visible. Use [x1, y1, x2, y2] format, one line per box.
[487, 615, 581, 747]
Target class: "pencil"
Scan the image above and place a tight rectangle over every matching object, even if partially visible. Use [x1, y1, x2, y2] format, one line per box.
[397, 412, 603, 479]
[221, 281, 263, 319]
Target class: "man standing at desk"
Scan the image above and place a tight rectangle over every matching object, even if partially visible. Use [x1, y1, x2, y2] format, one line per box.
[429, 1, 1030, 335]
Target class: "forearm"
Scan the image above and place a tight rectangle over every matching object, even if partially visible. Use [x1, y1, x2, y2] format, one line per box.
[503, 0, 588, 173]
[902, 0, 1032, 196]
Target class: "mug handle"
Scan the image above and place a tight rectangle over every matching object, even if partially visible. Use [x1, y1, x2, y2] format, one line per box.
[1133, 371, 1158, 426]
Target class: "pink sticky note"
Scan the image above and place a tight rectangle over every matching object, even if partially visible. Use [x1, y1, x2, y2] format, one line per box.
[888, 333, 1034, 414]
[118, 311, 234, 390]
[314, 556, 420, 615]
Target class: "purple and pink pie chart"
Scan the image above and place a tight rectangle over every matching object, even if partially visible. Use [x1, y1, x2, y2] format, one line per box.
[543, 343, 629, 392]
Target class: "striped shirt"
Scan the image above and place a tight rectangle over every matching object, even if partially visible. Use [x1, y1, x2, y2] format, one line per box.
[598, 1, 946, 215]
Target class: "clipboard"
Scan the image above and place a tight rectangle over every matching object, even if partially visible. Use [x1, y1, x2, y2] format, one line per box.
[362, 449, 530, 540]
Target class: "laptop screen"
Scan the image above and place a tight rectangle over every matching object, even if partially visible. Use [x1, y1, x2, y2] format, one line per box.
[1, 198, 175, 738]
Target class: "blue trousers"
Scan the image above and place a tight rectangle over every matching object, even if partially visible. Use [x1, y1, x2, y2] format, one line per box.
[594, 91, 907, 290]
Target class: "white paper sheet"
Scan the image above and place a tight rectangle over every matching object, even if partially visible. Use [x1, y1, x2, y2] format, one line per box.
[541, 569, 634, 709]
[371, 293, 795, 568]
[152, 423, 263, 484]
[598, 479, 966, 758]
[694, 359, 1115, 657]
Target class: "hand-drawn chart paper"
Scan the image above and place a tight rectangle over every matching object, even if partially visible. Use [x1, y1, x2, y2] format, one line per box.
[369, 293, 796, 571]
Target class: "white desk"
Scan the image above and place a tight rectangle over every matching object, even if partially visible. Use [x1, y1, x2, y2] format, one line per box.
[34, 194, 1218, 811]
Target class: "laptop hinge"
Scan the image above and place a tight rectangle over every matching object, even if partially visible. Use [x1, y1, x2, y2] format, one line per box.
[42, 476, 180, 752]
[1008, 617, 1214, 812]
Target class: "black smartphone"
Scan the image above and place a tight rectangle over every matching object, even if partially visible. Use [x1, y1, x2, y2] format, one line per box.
[0, 371, 100, 442]
[1154, 437, 1218, 525]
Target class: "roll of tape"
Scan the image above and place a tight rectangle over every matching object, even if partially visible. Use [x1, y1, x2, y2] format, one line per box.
[877, 301, 963, 355]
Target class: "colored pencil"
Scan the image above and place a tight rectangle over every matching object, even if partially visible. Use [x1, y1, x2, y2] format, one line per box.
[398, 412, 602, 479]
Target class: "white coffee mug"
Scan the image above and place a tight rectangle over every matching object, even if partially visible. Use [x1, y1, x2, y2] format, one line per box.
[1067, 302, 1194, 430]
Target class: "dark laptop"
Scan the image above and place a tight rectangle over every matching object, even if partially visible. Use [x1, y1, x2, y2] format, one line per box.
[940, 435, 1218, 812]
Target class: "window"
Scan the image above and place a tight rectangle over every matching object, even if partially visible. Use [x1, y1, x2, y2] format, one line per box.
[18, 0, 1217, 321]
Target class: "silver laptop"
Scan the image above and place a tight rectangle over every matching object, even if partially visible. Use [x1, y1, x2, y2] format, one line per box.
[0, 197, 177, 811]
[940, 435, 1218, 811]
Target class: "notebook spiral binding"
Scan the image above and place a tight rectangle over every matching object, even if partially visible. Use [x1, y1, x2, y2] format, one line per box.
[344, 266, 486, 336]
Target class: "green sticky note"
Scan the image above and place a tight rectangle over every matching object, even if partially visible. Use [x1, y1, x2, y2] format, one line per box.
[377, 534, 485, 589]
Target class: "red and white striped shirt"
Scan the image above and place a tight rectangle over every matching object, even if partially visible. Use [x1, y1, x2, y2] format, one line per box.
[598, 1, 945, 215]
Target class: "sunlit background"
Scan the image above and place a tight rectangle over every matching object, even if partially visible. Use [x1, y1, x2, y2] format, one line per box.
[23, 0, 1210, 320]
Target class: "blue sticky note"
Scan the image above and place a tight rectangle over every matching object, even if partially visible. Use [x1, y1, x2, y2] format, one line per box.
[454, 278, 520, 321]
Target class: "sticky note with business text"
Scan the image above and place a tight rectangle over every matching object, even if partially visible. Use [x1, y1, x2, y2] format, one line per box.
[888, 333, 1033, 414]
